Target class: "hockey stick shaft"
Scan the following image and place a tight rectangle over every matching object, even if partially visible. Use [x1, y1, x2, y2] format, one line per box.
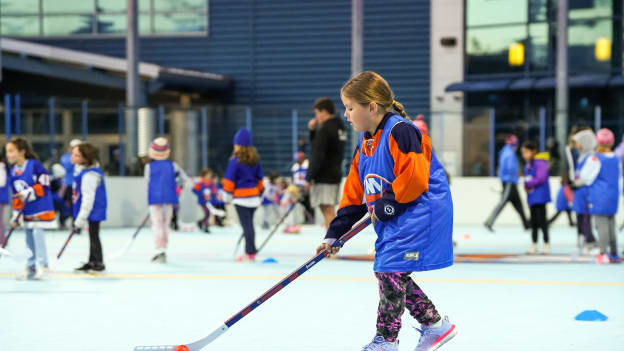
[256, 204, 295, 253]
[108, 214, 150, 260]
[55, 228, 78, 260]
[1, 194, 32, 249]
[134, 215, 371, 351]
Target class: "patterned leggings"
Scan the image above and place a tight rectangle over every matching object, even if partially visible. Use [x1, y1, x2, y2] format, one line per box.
[375, 272, 440, 342]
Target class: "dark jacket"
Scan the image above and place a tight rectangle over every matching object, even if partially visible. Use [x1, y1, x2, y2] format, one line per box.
[306, 116, 346, 184]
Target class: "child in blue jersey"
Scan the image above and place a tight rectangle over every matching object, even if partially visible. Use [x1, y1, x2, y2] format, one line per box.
[521, 141, 552, 255]
[223, 128, 264, 262]
[192, 168, 216, 233]
[211, 175, 226, 226]
[260, 172, 280, 230]
[6, 137, 56, 280]
[315, 71, 456, 351]
[572, 129, 599, 254]
[71, 143, 108, 273]
[577, 129, 621, 264]
[0, 153, 10, 246]
[145, 138, 189, 263]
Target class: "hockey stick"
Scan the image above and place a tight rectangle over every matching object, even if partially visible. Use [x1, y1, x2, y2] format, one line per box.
[1, 193, 32, 249]
[49, 228, 79, 270]
[619, 222, 624, 233]
[108, 214, 150, 260]
[134, 215, 372, 351]
[256, 204, 296, 254]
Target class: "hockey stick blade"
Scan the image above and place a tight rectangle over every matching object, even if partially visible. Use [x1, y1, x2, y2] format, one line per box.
[205, 203, 226, 217]
[133, 215, 371, 351]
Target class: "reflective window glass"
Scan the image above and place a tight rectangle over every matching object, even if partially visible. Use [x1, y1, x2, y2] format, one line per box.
[0, 0, 39, 14]
[569, 0, 612, 20]
[1, 16, 40, 36]
[154, 0, 207, 12]
[529, 23, 549, 71]
[466, 25, 527, 74]
[43, 0, 94, 13]
[568, 19, 612, 73]
[96, 15, 125, 34]
[154, 13, 206, 33]
[528, 0, 549, 22]
[43, 15, 94, 35]
[96, 0, 151, 13]
[467, 0, 527, 27]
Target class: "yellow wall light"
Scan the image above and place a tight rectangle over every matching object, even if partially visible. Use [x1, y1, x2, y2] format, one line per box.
[595, 37, 611, 62]
[508, 43, 524, 67]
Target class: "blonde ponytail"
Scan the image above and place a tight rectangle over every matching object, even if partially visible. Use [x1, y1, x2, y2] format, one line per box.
[391, 100, 410, 120]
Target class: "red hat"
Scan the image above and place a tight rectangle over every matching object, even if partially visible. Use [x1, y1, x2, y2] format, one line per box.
[413, 114, 428, 136]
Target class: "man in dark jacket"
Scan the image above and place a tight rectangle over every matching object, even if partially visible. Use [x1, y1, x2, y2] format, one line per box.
[306, 97, 347, 228]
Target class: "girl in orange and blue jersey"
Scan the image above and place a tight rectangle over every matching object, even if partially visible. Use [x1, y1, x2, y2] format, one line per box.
[315, 72, 456, 351]
[223, 128, 264, 262]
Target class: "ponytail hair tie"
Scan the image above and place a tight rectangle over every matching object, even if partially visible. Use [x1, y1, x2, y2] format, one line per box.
[392, 99, 397, 106]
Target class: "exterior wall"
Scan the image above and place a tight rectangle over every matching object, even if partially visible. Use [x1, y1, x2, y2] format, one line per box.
[430, 0, 464, 176]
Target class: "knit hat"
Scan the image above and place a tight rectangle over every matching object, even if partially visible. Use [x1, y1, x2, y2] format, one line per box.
[596, 128, 614, 146]
[69, 139, 82, 148]
[148, 137, 171, 160]
[505, 134, 519, 146]
[572, 130, 597, 155]
[413, 114, 429, 136]
[233, 128, 252, 146]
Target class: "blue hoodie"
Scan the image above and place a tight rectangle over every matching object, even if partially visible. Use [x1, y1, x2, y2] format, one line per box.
[498, 145, 519, 184]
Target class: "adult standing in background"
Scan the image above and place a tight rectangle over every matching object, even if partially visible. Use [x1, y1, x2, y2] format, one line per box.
[484, 134, 529, 232]
[306, 97, 347, 229]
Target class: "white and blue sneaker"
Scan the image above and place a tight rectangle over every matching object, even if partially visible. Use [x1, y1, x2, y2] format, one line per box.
[362, 336, 399, 351]
[413, 316, 457, 351]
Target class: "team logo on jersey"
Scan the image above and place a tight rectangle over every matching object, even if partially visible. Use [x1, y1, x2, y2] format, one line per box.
[384, 204, 395, 216]
[363, 174, 391, 211]
[12, 180, 30, 193]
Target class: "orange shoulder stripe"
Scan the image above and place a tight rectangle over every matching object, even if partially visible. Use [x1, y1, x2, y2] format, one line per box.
[388, 132, 431, 203]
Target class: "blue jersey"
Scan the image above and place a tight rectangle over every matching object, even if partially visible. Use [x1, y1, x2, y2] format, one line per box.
[498, 145, 519, 184]
[192, 180, 216, 205]
[573, 155, 591, 214]
[72, 167, 107, 222]
[223, 157, 264, 199]
[212, 185, 226, 206]
[60, 153, 75, 187]
[147, 160, 178, 205]
[523, 154, 551, 206]
[9, 159, 55, 221]
[0, 163, 10, 204]
[326, 114, 453, 273]
[589, 153, 620, 215]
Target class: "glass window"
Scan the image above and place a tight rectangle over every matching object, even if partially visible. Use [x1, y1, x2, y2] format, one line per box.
[43, 0, 94, 13]
[0, 0, 40, 14]
[529, 23, 549, 71]
[568, 19, 612, 73]
[96, 0, 151, 13]
[1, 16, 40, 36]
[96, 15, 125, 34]
[466, 25, 527, 74]
[528, 0, 549, 22]
[467, 0, 528, 27]
[154, 13, 206, 33]
[43, 15, 94, 35]
[569, 0, 612, 20]
[154, 0, 207, 12]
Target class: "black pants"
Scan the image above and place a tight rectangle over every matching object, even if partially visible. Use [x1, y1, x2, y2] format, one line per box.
[577, 213, 596, 243]
[530, 204, 549, 244]
[548, 210, 575, 226]
[213, 204, 226, 226]
[235, 205, 257, 254]
[486, 182, 529, 228]
[88, 221, 103, 264]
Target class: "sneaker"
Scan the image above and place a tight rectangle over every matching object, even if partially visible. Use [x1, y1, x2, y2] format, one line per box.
[414, 316, 457, 351]
[151, 252, 167, 263]
[235, 253, 256, 262]
[541, 244, 550, 255]
[74, 262, 93, 273]
[88, 263, 106, 274]
[361, 336, 399, 351]
[595, 253, 611, 265]
[203, 226, 211, 234]
[608, 254, 621, 264]
[33, 266, 50, 280]
[283, 225, 300, 234]
[526, 243, 538, 255]
[16, 267, 36, 281]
